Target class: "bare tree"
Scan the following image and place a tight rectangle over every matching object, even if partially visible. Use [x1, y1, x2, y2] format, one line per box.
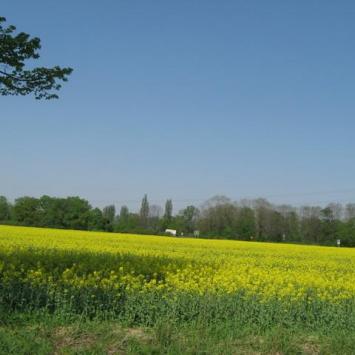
[326, 203, 343, 220]
[149, 204, 162, 218]
[345, 203, 355, 221]
[201, 195, 231, 211]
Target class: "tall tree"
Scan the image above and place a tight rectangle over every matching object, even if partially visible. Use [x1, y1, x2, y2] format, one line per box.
[139, 194, 149, 227]
[0, 196, 11, 221]
[162, 199, 173, 229]
[0, 16, 72, 99]
[179, 205, 200, 234]
[102, 205, 116, 232]
[164, 199, 173, 221]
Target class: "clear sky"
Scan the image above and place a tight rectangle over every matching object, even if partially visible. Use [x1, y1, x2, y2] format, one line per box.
[2, 1, 355, 212]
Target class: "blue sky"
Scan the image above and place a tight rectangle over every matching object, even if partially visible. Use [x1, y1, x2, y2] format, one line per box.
[1, 1, 355, 211]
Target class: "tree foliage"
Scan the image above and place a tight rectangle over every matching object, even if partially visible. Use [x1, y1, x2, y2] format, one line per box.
[164, 199, 173, 222]
[0, 16, 72, 99]
[139, 194, 149, 227]
[1, 193, 355, 247]
[102, 205, 116, 232]
[0, 196, 11, 221]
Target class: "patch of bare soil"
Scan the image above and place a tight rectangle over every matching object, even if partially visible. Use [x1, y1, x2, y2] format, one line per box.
[52, 326, 97, 354]
[106, 326, 152, 355]
[301, 336, 321, 355]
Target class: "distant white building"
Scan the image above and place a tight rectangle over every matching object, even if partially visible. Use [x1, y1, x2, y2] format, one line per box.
[165, 229, 177, 236]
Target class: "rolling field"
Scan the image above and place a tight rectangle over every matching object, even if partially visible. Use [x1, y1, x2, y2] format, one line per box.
[1, 225, 355, 354]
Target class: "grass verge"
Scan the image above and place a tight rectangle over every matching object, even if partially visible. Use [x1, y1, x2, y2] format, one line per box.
[0, 311, 355, 354]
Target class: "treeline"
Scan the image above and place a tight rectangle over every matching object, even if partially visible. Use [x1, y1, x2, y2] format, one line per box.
[1, 194, 355, 246]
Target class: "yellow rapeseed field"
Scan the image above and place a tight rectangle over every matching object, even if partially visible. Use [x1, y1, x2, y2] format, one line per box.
[1, 225, 355, 305]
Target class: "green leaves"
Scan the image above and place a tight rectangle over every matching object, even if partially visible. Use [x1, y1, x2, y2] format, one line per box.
[0, 16, 72, 99]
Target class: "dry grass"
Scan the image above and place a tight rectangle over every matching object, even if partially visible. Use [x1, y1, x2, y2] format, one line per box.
[51, 324, 152, 354]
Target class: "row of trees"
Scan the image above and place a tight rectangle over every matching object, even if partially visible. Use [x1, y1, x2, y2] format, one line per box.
[0, 194, 198, 236]
[198, 196, 355, 246]
[1, 194, 355, 246]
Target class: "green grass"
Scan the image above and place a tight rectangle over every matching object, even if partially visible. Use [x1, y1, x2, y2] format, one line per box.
[1, 311, 355, 354]
[1, 282, 355, 354]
